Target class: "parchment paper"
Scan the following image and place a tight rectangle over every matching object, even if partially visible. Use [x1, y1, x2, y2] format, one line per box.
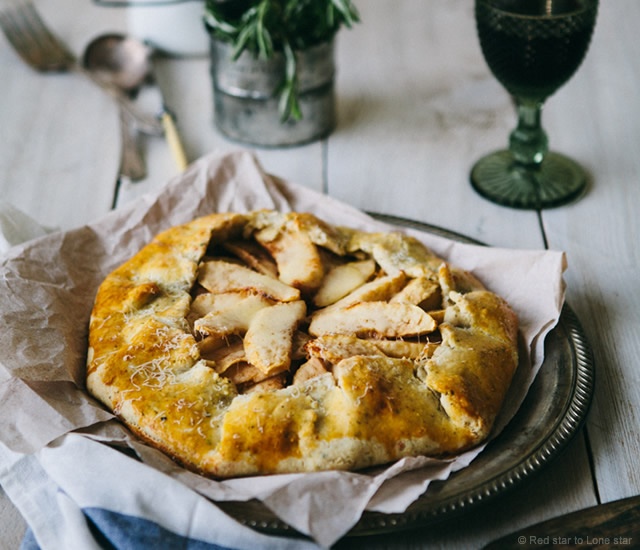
[0, 150, 567, 547]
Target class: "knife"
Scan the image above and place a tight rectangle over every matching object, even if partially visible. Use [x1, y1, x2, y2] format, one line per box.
[135, 72, 188, 174]
[484, 494, 640, 548]
[158, 104, 188, 172]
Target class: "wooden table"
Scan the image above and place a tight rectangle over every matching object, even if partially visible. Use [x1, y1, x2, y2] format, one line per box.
[1, 1, 638, 548]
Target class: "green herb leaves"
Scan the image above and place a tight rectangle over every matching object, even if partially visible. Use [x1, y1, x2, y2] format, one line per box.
[205, 0, 359, 122]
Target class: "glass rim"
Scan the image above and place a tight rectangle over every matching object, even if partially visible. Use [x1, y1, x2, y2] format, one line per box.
[475, 0, 598, 19]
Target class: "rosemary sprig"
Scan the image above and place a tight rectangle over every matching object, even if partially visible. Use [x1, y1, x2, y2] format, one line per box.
[205, 0, 359, 122]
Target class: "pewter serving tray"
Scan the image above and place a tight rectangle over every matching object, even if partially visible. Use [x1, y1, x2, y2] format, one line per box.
[217, 214, 595, 537]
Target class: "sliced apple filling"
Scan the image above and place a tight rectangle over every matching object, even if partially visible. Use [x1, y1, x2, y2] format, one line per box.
[186, 215, 472, 395]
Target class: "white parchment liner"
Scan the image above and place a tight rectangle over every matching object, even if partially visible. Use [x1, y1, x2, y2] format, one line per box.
[0, 151, 566, 547]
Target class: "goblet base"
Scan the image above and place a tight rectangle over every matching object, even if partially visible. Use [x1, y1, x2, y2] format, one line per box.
[470, 150, 587, 210]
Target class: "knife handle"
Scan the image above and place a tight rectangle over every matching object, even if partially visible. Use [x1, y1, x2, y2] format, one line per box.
[160, 110, 188, 172]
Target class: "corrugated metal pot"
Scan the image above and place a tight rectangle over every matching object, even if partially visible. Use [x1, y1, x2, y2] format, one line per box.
[210, 38, 336, 147]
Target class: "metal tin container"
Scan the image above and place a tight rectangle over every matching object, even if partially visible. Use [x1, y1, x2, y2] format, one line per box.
[210, 39, 336, 147]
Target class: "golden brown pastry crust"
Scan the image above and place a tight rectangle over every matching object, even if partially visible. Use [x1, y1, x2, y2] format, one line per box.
[86, 211, 518, 478]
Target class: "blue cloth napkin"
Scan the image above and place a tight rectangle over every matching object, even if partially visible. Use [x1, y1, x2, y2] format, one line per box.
[21, 509, 237, 550]
[1, 435, 321, 550]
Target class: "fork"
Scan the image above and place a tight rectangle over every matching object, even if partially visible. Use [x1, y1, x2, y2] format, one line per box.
[0, 0, 162, 137]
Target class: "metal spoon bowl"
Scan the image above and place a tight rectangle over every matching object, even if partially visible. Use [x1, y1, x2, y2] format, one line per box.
[83, 34, 153, 93]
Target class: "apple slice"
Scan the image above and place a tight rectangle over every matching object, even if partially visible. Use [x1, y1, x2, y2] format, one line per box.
[244, 300, 307, 376]
[309, 301, 436, 338]
[255, 225, 324, 293]
[193, 291, 274, 338]
[198, 260, 300, 302]
[313, 259, 376, 307]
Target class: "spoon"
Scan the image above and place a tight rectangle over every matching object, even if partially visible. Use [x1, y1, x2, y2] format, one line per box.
[83, 34, 189, 177]
[83, 34, 149, 181]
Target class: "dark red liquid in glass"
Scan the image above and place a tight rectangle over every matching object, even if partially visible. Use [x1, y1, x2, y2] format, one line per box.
[476, 0, 598, 100]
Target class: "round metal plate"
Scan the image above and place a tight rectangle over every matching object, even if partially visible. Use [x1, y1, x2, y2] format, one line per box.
[217, 214, 595, 536]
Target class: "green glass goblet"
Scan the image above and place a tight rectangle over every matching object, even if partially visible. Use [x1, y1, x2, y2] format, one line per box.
[471, 0, 599, 209]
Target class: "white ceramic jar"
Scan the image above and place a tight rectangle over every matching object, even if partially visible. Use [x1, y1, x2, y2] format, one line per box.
[123, 0, 209, 57]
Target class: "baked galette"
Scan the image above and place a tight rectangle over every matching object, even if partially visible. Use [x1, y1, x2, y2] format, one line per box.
[86, 211, 518, 478]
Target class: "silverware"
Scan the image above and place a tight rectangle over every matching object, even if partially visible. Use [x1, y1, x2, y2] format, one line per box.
[83, 34, 152, 181]
[116, 108, 147, 181]
[83, 33, 188, 173]
[0, 0, 162, 136]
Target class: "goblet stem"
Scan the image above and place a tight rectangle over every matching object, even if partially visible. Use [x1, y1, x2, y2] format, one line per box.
[509, 99, 548, 167]
[470, 94, 587, 210]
